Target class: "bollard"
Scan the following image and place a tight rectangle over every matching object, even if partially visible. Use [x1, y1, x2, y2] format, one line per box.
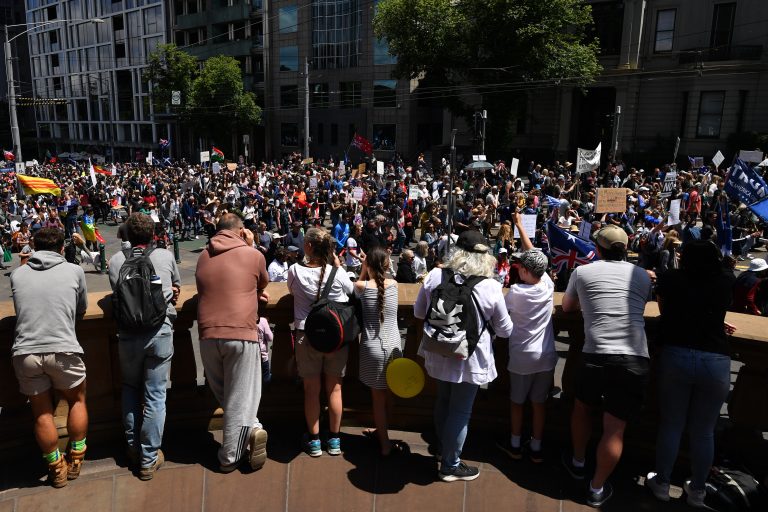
[99, 243, 107, 274]
[173, 233, 181, 264]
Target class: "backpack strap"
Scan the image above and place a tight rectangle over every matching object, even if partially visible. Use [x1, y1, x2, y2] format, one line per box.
[463, 275, 494, 337]
[319, 266, 339, 300]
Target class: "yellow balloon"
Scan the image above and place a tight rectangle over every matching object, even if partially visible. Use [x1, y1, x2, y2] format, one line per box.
[386, 358, 425, 398]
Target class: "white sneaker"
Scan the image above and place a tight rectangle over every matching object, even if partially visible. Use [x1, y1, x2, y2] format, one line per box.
[684, 480, 707, 508]
[645, 472, 670, 502]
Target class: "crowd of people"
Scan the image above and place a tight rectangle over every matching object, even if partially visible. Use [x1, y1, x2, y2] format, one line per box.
[5, 149, 768, 508]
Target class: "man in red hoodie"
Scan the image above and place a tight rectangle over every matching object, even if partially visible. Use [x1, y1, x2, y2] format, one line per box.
[196, 213, 270, 473]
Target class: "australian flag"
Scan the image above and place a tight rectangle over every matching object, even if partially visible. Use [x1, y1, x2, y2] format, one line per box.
[546, 221, 598, 272]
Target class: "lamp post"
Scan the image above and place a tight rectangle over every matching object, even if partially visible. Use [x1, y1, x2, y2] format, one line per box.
[4, 18, 104, 164]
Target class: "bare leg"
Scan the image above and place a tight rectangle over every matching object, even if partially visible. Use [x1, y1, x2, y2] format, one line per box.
[510, 402, 524, 438]
[531, 402, 546, 443]
[60, 381, 88, 443]
[324, 375, 343, 434]
[371, 389, 391, 455]
[303, 375, 322, 435]
[571, 399, 592, 462]
[29, 391, 58, 454]
[591, 413, 627, 489]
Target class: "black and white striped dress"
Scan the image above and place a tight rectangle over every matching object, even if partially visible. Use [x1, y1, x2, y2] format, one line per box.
[356, 283, 402, 389]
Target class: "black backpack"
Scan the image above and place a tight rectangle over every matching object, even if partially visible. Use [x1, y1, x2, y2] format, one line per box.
[112, 247, 167, 331]
[705, 467, 767, 511]
[421, 269, 491, 360]
[304, 266, 360, 353]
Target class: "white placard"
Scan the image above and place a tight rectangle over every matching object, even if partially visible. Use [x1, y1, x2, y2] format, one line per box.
[513, 214, 537, 239]
[408, 185, 420, 200]
[376, 161, 384, 175]
[15, 162, 25, 173]
[200, 151, 210, 163]
[510, 158, 519, 177]
[668, 198, 681, 225]
[309, 177, 318, 188]
[212, 162, 221, 174]
[24, 161, 33, 168]
[578, 220, 592, 241]
[739, 150, 764, 163]
[712, 150, 725, 168]
[352, 187, 364, 201]
[146, 151, 153, 164]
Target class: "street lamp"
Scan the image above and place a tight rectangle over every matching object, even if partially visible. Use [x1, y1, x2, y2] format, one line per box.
[4, 18, 104, 164]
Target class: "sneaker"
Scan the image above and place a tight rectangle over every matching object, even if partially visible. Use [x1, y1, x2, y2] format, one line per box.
[48, 455, 68, 488]
[138, 449, 165, 481]
[561, 452, 586, 480]
[305, 437, 322, 457]
[586, 482, 614, 508]
[684, 480, 707, 508]
[326, 437, 342, 456]
[526, 442, 543, 464]
[248, 427, 268, 470]
[66, 447, 87, 480]
[496, 439, 523, 461]
[645, 472, 670, 502]
[439, 461, 480, 482]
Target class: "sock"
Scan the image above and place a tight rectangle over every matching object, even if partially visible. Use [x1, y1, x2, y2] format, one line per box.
[529, 438, 542, 451]
[589, 481, 603, 494]
[572, 456, 585, 468]
[43, 449, 61, 463]
[329, 432, 340, 439]
[310, 433, 320, 441]
[71, 438, 86, 451]
[510, 435, 521, 448]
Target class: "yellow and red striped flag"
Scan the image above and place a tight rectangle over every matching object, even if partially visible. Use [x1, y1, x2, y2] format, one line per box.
[17, 175, 61, 196]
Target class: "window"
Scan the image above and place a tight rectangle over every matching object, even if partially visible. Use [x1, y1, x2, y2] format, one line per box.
[373, 38, 397, 65]
[679, 91, 689, 138]
[654, 9, 675, 53]
[279, 46, 299, 71]
[312, 0, 362, 69]
[372, 124, 395, 151]
[339, 81, 361, 108]
[309, 83, 329, 107]
[280, 85, 299, 108]
[711, 3, 736, 49]
[281, 123, 299, 146]
[330, 123, 338, 145]
[279, 5, 298, 33]
[317, 122, 324, 144]
[696, 91, 725, 138]
[589, 1, 624, 55]
[373, 80, 397, 108]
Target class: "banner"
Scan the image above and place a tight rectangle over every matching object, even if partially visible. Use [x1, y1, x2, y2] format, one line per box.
[595, 188, 627, 213]
[576, 143, 601, 174]
[724, 159, 767, 205]
[739, 150, 764, 163]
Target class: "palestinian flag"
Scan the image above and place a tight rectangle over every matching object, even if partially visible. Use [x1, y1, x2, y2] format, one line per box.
[17, 175, 61, 196]
[211, 147, 224, 162]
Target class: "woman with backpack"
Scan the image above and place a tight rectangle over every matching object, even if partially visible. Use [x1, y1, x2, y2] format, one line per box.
[355, 247, 402, 456]
[287, 227, 354, 458]
[414, 229, 513, 482]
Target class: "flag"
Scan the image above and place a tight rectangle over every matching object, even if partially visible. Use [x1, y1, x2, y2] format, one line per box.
[159, 138, 170, 149]
[80, 220, 106, 244]
[545, 195, 561, 208]
[211, 146, 224, 162]
[93, 164, 111, 176]
[546, 221, 598, 272]
[351, 134, 373, 155]
[3, 150, 14, 161]
[715, 198, 732, 256]
[17, 175, 61, 196]
[749, 196, 768, 223]
[576, 143, 601, 174]
[88, 159, 98, 186]
[724, 159, 768, 205]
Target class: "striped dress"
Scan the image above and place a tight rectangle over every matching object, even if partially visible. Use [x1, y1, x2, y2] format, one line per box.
[356, 282, 402, 389]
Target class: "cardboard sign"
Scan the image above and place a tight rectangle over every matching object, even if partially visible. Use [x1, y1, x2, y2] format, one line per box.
[226, 162, 237, 171]
[200, 151, 210, 163]
[739, 150, 763, 163]
[408, 185, 420, 200]
[712, 151, 724, 168]
[301, 157, 314, 165]
[595, 188, 627, 213]
[690, 156, 704, 168]
[309, 177, 318, 188]
[668, 198, 682, 225]
[376, 161, 384, 175]
[513, 214, 537, 239]
[661, 171, 677, 198]
[510, 158, 519, 177]
[357, 163, 366, 176]
[352, 187, 364, 202]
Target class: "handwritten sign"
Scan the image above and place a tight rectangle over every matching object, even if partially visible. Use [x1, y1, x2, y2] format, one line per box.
[513, 214, 537, 239]
[301, 157, 314, 165]
[712, 151, 724, 168]
[595, 188, 627, 213]
[309, 177, 318, 188]
[661, 171, 677, 199]
[352, 187, 364, 202]
[668, 198, 681, 225]
[408, 185, 420, 200]
[358, 163, 366, 175]
[212, 162, 221, 174]
[200, 151, 210, 163]
[578, 220, 592, 240]
[227, 162, 237, 171]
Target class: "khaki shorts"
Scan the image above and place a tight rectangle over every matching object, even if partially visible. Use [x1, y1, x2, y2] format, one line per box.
[12, 353, 86, 396]
[295, 330, 348, 378]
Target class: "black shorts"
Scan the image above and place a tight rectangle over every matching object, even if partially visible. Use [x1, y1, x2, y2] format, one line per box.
[575, 353, 650, 421]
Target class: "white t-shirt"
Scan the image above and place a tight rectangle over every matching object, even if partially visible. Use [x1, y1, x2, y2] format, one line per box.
[345, 237, 360, 267]
[504, 273, 557, 374]
[287, 264, 354, 329]
[412, 254, 427, 277]
[268, 259, 288, 282]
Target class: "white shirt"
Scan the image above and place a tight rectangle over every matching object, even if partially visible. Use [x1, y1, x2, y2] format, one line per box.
[414, 268, 513, 385]
[504, 273, 557, 374]
[345, 237, 360, 267]
[268, 259, 288, 282]
[287, 264, 354, 330]
[412, 254, 427, 277]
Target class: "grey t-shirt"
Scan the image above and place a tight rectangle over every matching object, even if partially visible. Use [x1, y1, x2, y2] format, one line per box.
[565, 260, 652, 358]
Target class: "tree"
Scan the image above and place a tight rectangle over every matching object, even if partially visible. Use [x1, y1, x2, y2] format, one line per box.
[187, 55, 261, 144]
[144, 43, 198, 113]
[374, 0, 602, 152]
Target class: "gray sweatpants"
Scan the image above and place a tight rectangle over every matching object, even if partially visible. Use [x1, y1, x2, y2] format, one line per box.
[200, 339, 263, 466]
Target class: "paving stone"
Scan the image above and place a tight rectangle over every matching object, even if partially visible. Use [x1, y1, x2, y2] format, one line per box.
[16, 477, 112, 512]
[204, 460, 288, 512]
[373, 453, 463, 512]
[0, 500, 14, 512]
[287, 456, 373, 512]
[114, 466, 204, 512]
[465, 470, 560, 512]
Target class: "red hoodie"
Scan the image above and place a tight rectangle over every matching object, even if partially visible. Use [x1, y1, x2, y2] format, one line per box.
[196, 230, 268, 341]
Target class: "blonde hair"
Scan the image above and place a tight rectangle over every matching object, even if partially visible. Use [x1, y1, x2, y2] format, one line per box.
[445, 248, 496, 278]
[304, 227, 334, 300]
[497, 223, 512, 243]
[416, 241, 429, 257]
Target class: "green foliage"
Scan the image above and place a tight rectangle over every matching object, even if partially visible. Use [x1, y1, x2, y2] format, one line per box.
[144, 44, 198, 111]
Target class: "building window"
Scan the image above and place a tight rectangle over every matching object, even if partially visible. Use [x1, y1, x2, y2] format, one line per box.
[279, 5, 298, 33]
[372, 125, 396, 151]
[281, 123, 299, 146]
[373, 38, 396, 65]
[317, 122, 324, 144]
[339, 81, 361, 108]
[654, 9, 675, 53]
[311, 0, 361, 70]
[330, 123, 338, 146]
[696, 91, 725, 138]
[280, 85, 299, 108]
[310, 83, 329, 107]
[589, 1, 624, 55]
[279, 46, 299, 71]
[711, 3, 736, 49]
[373, 80, 397, 108]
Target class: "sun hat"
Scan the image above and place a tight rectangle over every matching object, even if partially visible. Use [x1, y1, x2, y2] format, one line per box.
[594, 225, 628, 250]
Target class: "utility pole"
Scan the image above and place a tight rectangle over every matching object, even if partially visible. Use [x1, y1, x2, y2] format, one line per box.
[303, 57, 310, 159]
[446, 128, 458, 254]
[612, 105, 622, 161]
[480, 109, 487, 156]
[4, 25, 22, 164]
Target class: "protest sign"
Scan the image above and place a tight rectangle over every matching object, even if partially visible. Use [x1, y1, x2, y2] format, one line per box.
[689, 156, 704, 168]
[739, 150, 764, 163]
[226, 163, 237, 171]
[212, 162, 221, 174]
[301, 157, 314, 165]
[712, 151, 725, 168]
[408, 185, 420, 200]
[357, 163, 366, 176]
[668, 199, 682, 225]
[352, 187, 364, 201]
[309, 177, 318, 188]
[376, 161, 384, 175]
[513, 214, 538, 239]
[576, 143, 601, 174]
[578, 220, 592, 241]
[510, 158, 519, 177]
[595, 188, 627, 213]
[200, 151, 210, 163]
[661, 171, 677, 198]
[146, 151, 153, 164]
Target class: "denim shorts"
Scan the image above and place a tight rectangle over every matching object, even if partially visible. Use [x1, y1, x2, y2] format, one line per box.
[576, 353, 650, 421]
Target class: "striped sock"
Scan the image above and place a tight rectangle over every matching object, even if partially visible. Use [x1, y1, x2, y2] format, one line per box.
[71, 438, 86, 451]
[43, 449, 61, 463]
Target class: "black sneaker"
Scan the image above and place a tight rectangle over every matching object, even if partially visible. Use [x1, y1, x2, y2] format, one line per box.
[439, 461, 480, 482]
[586, 482, 613, 508]
[496, 439, 523, 460]
[561, 452, 586, 480]
[526, 442, 543, 464]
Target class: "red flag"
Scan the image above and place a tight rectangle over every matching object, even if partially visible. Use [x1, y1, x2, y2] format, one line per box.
[3, 150, 14, 161]
[352, 134, 373, 155]
[93, 165, 111, 176]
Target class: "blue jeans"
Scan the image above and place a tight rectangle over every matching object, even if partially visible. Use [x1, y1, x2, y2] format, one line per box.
[435, 380, 479, 469]
[654, 345, 730, 489]
[118, 323, 174, 468]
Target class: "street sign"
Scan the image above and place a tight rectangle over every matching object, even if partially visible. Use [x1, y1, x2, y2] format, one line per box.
[171, 90, 181, 106]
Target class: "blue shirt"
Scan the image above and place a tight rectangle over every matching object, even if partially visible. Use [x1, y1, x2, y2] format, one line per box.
[333, 222, 350, 250]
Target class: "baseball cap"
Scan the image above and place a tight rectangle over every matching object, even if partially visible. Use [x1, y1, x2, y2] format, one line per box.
[287, 245, 300, 253]
[748, 258, 768, 272]
[456, 230, 489, 254]
[519, 250, 548, 278]
[593, 225, 628, 250]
